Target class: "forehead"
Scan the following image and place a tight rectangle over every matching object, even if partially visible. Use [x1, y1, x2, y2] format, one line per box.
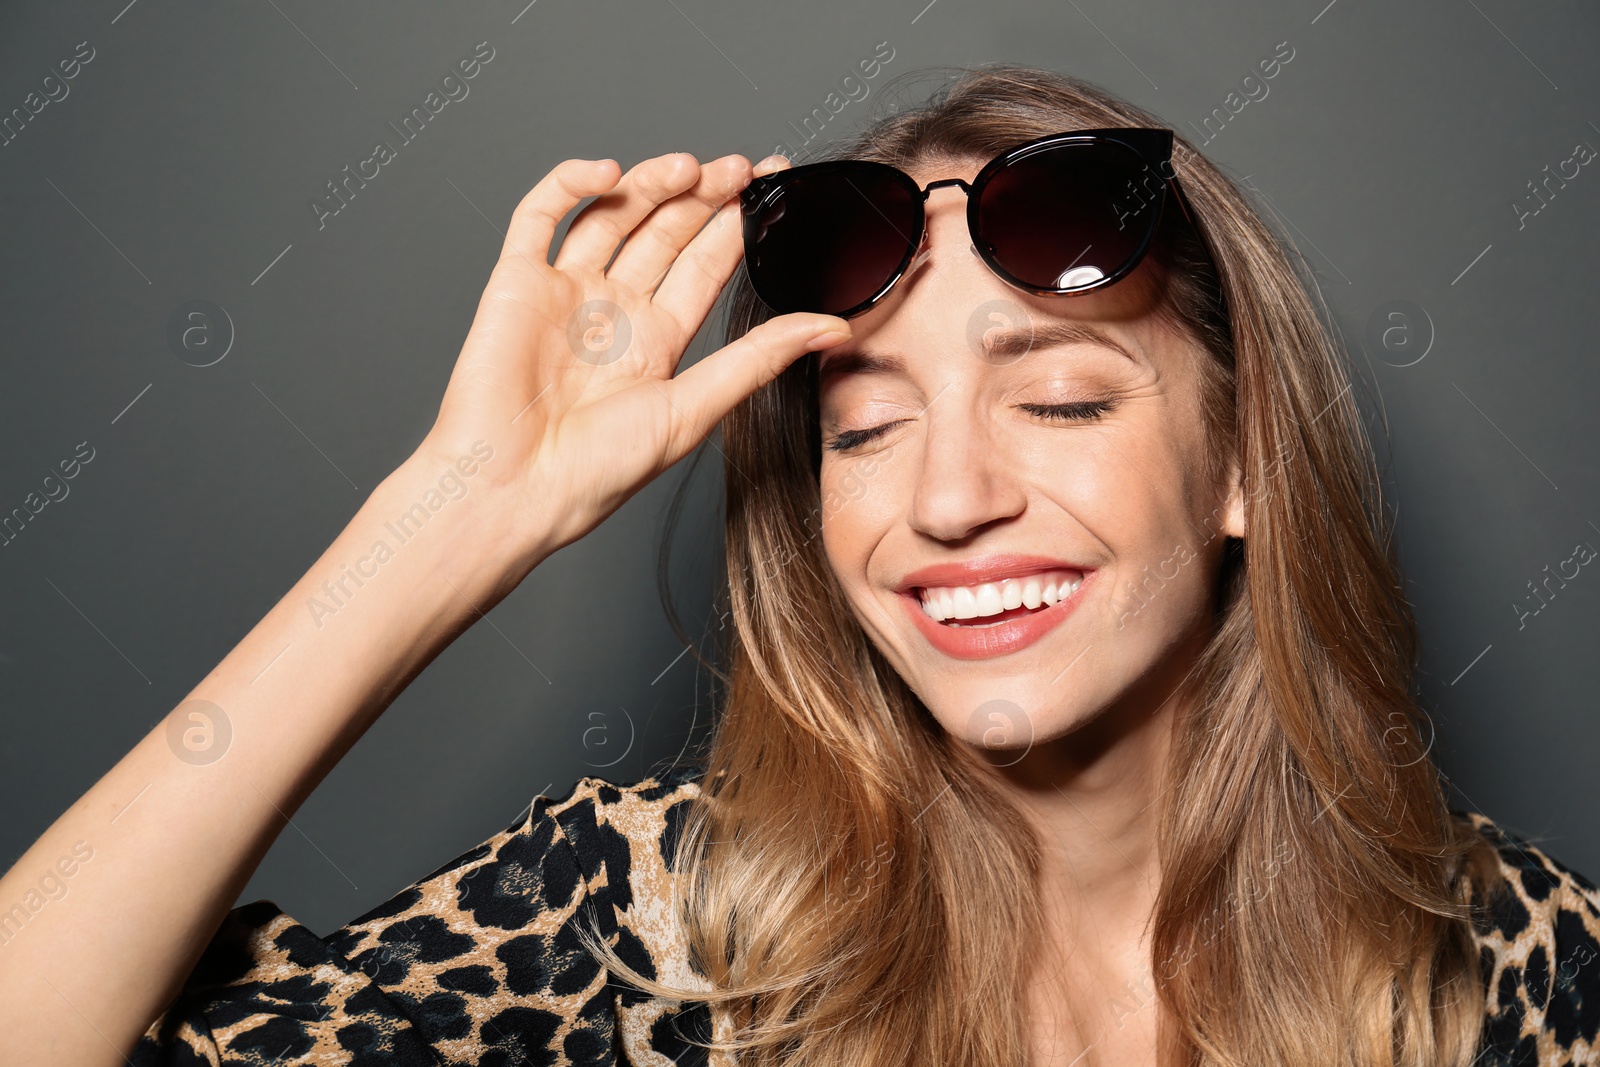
[817, 316, 1144, 386]
[902, 152, 983, 181]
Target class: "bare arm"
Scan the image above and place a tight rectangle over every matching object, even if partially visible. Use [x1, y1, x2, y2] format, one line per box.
[0, 449, 539, 1065]
[0, 149, 848, 1066]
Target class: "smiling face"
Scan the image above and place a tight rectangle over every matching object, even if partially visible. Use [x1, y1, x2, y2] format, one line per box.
[815, 156, 1245, 764]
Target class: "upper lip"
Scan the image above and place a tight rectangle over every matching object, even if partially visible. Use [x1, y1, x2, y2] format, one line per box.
[894, 554, 1093, 594]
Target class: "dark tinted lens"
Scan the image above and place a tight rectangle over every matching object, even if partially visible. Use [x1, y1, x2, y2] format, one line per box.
[975, 141, 1161, 292]
[744, 163, 920, 316]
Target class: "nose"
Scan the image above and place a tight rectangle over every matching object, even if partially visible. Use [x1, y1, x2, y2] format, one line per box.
[901, 189, 985, 288]
[905, 396, 1029, 543]
[906, 229, 982, 270]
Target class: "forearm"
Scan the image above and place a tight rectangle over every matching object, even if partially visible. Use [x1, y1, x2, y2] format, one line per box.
[0, 445, 540, 1066]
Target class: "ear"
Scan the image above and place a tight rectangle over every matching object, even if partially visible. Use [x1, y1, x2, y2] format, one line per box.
[1220, 456, 1246, 540]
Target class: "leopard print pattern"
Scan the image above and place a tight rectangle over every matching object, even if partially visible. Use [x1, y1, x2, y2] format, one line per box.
[132, 766, 1600, 1066]
[132, 764, 725, 1067]
[1464, 812, 1600, 1065]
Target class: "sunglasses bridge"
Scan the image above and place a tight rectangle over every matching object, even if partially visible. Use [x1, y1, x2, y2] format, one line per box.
[901, 177, 982, 268]
[919, 176, 975, 198]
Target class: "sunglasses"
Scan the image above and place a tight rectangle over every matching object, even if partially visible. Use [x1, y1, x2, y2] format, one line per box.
[739, 127, 1206, 319]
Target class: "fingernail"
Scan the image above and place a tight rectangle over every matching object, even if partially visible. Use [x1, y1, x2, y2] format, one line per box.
[810, 328, 851, 348]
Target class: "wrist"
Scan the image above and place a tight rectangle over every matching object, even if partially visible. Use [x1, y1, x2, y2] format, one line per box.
[368, 443, 552, 609]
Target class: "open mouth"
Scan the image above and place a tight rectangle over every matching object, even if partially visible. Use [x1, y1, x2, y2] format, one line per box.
[915, 569, 1084, 626]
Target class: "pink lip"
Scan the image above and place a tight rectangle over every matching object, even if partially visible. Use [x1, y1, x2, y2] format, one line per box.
[897, 567, 1094, 660]
[894, 553, 1091, 593]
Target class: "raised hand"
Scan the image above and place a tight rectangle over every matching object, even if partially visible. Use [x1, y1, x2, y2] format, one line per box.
[419, 151, 851, 565]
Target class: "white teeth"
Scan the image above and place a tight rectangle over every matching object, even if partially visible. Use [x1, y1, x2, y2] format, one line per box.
[917, 570, 1083, 622]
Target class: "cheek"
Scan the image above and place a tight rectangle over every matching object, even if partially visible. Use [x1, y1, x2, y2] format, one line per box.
[1020, 428, 1167, 536]
[1031, 436, 1214, 625]
[819, 452, 904, 552]
[1097, 480, 1221, 636]
[1106, 537, 1208, 634]
[1024, 438, 1114, 508]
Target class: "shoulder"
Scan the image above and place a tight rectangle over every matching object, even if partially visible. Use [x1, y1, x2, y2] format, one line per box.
[545, 760, 709, 826]
[544, 764, 714, 990]
[540, 760, 709, 880]
[1455, 810, 1600, 1062]
[134, 765, 718, 1065]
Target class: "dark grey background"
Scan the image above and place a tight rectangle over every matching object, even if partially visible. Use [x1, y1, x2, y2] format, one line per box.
[0, 0, 1594, 936]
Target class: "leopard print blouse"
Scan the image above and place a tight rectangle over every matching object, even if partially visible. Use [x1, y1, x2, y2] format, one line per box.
[131, 762, 1600, 1066]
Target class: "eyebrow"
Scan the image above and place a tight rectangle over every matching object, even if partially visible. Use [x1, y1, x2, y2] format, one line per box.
[817, 319, 1138, 382]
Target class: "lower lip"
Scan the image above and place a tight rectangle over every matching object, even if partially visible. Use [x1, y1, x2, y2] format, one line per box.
[899, 572, 1092, 660]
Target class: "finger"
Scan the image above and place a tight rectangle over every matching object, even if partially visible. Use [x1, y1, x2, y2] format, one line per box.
[752, 153, 791, 177]
[501, 157, 622, 272]
[647, 196, 747, 342]
[648, 154, 790, 340]
[658, 313, 851, 459]
[552, 153, 701, 275]
[605, 154, 751, 294]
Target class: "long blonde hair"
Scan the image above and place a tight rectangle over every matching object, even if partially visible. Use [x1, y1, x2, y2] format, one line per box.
[578, 63, 1495, 1066]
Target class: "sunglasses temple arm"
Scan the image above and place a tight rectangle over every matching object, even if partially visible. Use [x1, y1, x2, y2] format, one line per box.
[1167, 177, 1221, 261]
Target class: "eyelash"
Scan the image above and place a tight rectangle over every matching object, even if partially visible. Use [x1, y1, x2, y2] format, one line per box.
[824, 398, 1118, 453]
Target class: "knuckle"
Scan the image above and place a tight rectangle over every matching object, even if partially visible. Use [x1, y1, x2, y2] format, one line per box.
[639, 153, 698, 198]
[681, 249, 725, 289]
[705, 155, 750, 199]
[640, 225, 681, 261]
[634, 173, 675, 203]
[582, 213, 627, 249]
[662, 405, 690, 457]
[515, 158, 610, 225]
[495, 243, 545, 275]
[510, 189, 557, 231]
[752, 324, 793, 378]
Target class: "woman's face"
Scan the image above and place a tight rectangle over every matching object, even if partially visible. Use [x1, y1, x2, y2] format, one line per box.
[816, 156, 1244, 759]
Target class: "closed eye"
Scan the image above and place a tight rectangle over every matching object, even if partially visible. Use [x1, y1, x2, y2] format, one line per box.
[823, 398, 1118, 453]
[825, 422, 903, 453]
[1017, 399, 1118, 422]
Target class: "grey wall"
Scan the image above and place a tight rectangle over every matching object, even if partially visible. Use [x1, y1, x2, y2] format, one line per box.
[0, 0, 1594, 936]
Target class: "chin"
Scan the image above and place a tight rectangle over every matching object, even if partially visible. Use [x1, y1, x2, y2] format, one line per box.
[919, 682, 1102, 759]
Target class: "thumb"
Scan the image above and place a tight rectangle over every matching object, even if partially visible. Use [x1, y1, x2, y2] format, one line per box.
[661, 312, 851, 453]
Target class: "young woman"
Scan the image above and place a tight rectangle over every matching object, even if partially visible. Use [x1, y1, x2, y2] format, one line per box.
[2, 64, 1595, 1067]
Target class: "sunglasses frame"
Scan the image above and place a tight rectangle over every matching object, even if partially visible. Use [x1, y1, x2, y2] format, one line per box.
[740, 127, 1208, 319]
